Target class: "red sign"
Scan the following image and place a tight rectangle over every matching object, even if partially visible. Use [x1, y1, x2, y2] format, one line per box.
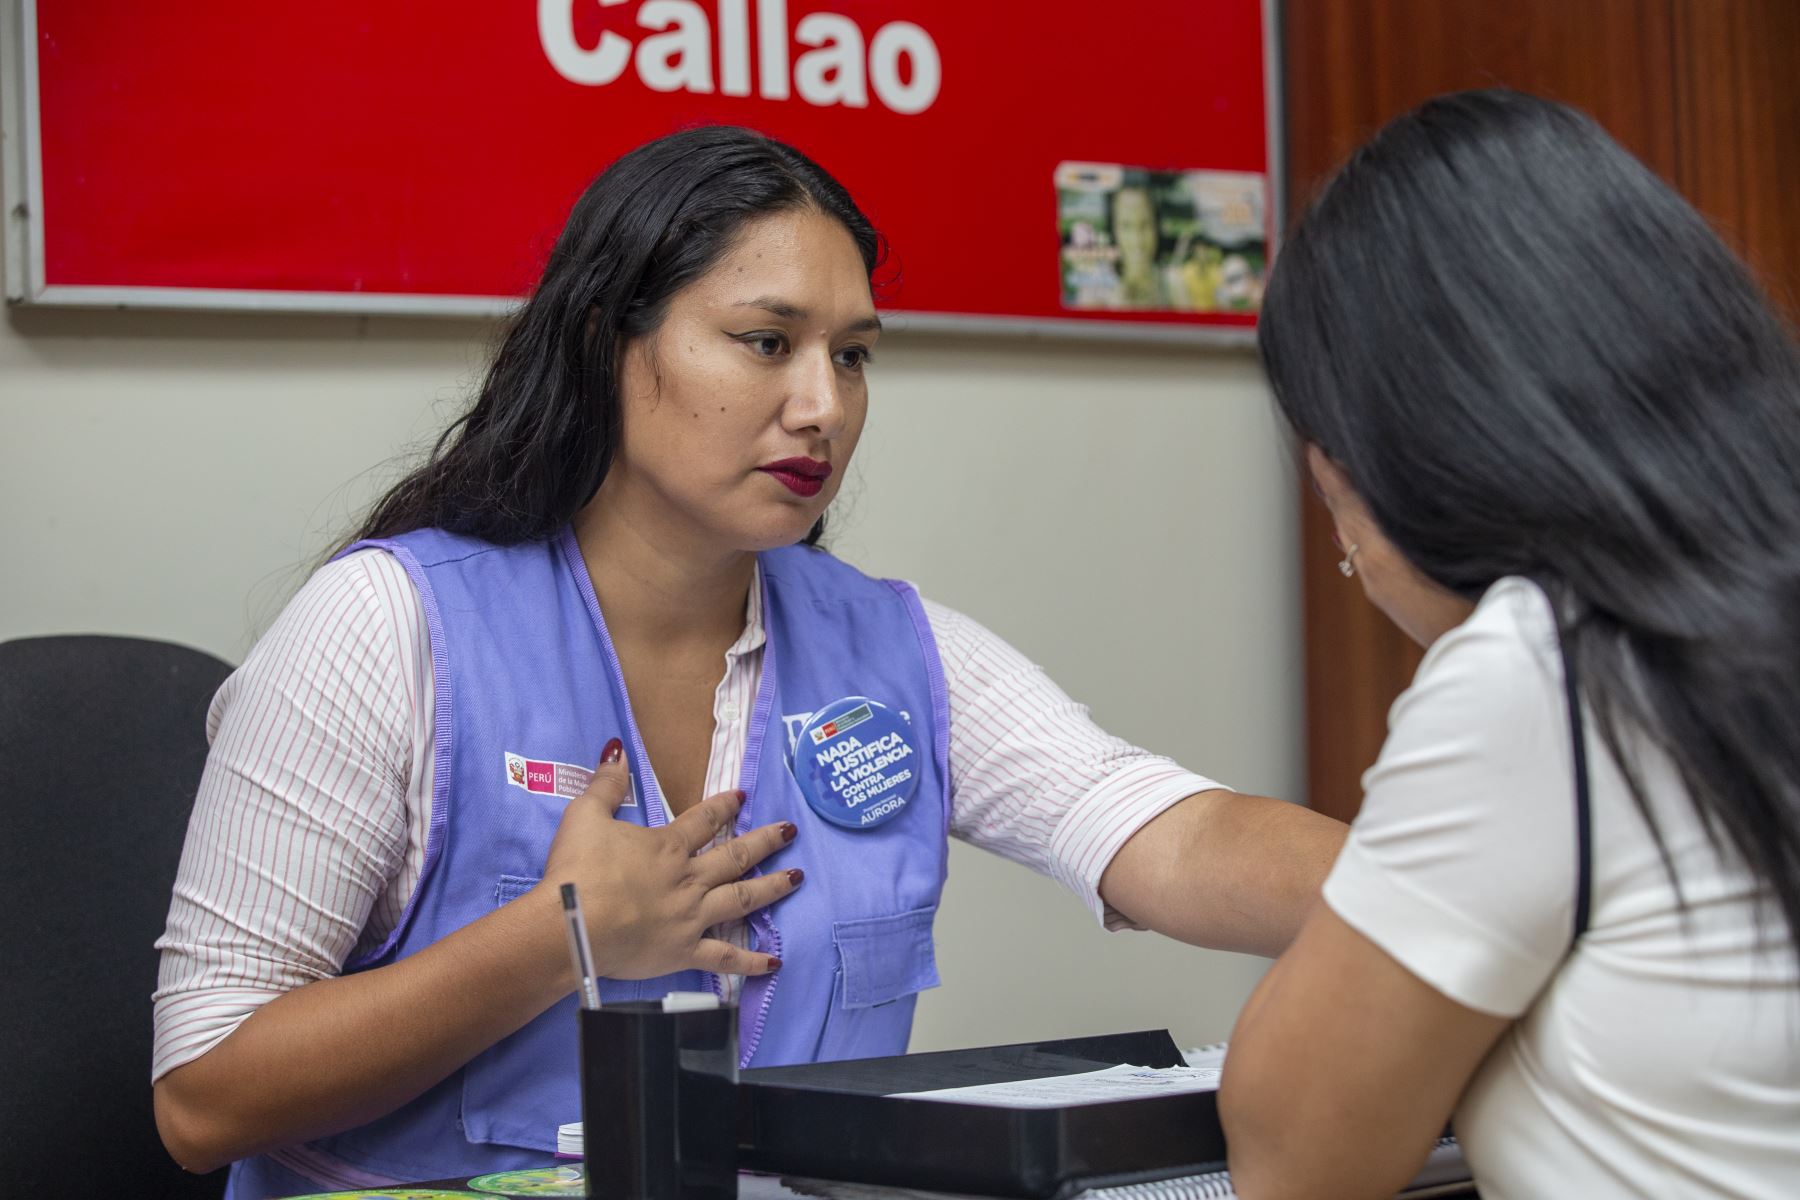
[17, 1, 1273, 336]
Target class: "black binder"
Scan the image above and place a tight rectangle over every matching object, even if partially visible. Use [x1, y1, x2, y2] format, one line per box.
[736, 1030, 1226, 1199]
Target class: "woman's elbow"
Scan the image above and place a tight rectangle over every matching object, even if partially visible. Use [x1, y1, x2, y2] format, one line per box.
[1219, 1076, 1341, 1200]
[1220, 1033, 1445, 1200]
[154, 1072, 237, 1175]
[1219, 1075, 1279, 1197]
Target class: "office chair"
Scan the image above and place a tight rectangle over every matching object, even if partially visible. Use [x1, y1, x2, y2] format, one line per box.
[0, 634, 234, 1198]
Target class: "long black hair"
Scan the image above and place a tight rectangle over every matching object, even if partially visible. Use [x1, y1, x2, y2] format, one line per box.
[343, 125, 882, 549]
[1260, 89, 1800, 957]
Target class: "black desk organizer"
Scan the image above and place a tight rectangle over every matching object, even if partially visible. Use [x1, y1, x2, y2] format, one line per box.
[736, 1030, 1226, 1199]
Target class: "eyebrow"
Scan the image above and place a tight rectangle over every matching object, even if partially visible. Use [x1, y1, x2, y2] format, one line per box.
[735, 296, 883, 335]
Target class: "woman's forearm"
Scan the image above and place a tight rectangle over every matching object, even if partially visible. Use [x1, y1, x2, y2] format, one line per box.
[154, 885, 570, 1174]
[154, 763, 797, 1175]
[1100, 790, 1346, 957]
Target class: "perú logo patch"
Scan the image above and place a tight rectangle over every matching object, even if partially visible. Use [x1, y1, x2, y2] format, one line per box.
[502, 751, 636, 807]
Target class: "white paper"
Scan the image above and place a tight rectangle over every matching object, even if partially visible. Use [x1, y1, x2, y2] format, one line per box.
[1183, 1042, 1228, 1071]
[887, 1063, 1222, 1108]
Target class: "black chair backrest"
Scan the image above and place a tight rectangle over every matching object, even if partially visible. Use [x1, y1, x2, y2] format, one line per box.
[0, 635, 234, 1198]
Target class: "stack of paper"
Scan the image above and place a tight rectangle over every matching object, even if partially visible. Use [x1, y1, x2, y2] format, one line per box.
[1182, 1043, 1229, 1071]
[887, 1063, 1224, 1107]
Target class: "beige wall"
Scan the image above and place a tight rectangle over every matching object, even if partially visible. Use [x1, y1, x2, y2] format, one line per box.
[1, 269, 1301, 1053]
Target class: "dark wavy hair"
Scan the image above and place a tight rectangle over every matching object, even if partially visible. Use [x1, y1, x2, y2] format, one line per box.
[1260, 89, 1800, 959]
[342, 125, 882, 550]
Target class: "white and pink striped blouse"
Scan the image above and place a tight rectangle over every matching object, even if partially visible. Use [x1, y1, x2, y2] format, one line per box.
[152, 550, 1223, 1082]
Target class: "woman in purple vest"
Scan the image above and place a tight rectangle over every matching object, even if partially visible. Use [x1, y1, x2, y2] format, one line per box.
[152, 127, 1344, 1194]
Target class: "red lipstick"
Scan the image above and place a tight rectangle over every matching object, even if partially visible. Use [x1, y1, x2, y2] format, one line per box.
[758, 457, 833, 498]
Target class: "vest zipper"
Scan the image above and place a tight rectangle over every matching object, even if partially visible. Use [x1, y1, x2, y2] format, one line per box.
[739, 912, 782, 1066]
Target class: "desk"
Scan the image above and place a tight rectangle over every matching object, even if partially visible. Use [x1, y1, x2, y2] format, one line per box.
[322, 1169, 808, 1197]
[325, 1165, 1479, 1199]
[319, 1035, 1477, 1199]
[308, 1170, 896, 1198]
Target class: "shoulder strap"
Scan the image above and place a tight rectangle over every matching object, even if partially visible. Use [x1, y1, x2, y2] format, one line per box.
[1557, 628, 1594, 947]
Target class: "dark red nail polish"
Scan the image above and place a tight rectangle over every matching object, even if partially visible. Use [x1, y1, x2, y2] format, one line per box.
[600, 738, 622, 765]
[786, 868, 805, 886]
[780, 822, 798, 843]
[766, 956, 782, 972]
[734, 789, 747, 803]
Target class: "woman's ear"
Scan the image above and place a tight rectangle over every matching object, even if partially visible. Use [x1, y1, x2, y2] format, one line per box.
[1305, 444, 1354, 512]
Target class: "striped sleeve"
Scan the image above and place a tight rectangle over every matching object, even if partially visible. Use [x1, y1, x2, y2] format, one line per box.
[151, 550, 431, 1082]
[923, 598, 1228, 929]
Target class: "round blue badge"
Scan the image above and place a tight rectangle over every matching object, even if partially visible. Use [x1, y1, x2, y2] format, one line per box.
[791, 696, 921, 831]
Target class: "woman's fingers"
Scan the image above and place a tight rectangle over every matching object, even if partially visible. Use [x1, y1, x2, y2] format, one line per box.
[691, 820, 798, 886]
[551, 776, 799, 980]
[698, 865, 804, 927]
[670, 789, 745, 854]
[578, 757, 635, 816]
[692, 937, 783, 977]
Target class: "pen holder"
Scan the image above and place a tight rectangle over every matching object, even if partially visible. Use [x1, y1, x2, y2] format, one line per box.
[579, 1002, 739, 1200]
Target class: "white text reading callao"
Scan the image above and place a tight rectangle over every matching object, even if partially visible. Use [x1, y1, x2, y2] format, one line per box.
[539, 0, 942, 115]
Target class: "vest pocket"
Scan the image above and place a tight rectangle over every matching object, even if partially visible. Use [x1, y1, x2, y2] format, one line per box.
[814, 907, 941, 1062]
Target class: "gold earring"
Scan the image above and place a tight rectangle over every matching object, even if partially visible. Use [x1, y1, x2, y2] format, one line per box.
[1337, 542, 1359, 578]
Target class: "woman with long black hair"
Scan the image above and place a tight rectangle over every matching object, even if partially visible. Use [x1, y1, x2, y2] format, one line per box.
[151, 126, 1344, 1196]
[1221, 90, 1800, 1198]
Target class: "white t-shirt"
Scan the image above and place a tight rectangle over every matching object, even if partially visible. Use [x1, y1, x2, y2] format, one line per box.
[1324, 577, 1800, 1200]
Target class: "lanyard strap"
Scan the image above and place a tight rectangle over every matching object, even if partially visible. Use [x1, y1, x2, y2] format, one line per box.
[1558, 628, 1594, 946]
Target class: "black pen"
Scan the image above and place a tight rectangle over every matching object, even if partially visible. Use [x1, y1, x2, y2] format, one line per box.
[560, 882, 602, 1010]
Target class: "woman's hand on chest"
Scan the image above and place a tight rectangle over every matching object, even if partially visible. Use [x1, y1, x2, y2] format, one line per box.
[537, 744, 801, 981]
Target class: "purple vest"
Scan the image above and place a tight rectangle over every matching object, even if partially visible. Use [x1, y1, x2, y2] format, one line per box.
[227, 527, 949, 1196]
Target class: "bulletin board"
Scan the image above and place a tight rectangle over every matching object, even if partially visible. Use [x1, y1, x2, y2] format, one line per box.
[3, 0, 1278, 341]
